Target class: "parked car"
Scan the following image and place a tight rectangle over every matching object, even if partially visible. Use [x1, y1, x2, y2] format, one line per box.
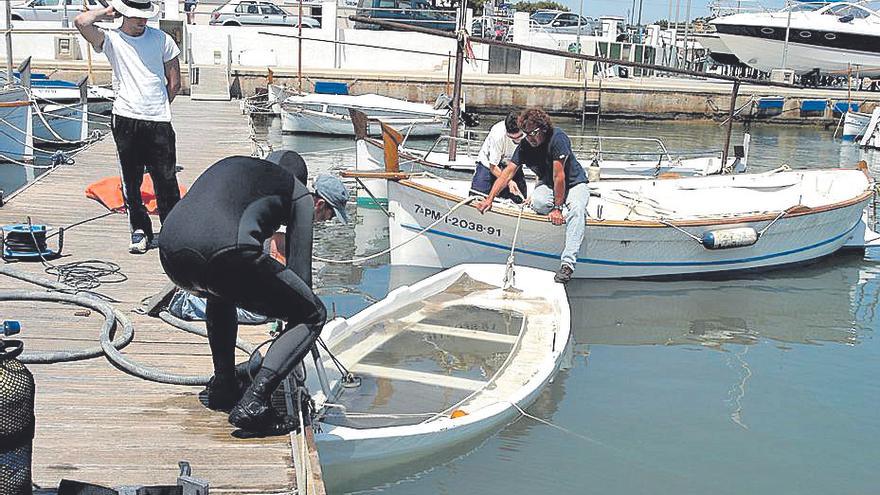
[209, 1, 321, 27]
[530, 10, 598, 36]
[355, 0, 455, 31]
[11, 0, 103, 22]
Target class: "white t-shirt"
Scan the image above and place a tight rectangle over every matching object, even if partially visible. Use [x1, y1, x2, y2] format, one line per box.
[477, 120, 518, 170]
[99, 27, 180, 122]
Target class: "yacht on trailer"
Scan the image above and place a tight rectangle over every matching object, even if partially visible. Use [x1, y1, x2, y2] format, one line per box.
[712, 1, 880, 75]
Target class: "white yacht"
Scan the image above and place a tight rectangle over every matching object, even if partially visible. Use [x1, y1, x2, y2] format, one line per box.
[712, 2, 880, 75]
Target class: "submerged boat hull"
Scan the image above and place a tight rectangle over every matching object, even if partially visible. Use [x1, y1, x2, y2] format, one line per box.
[386, 173, 873, 279]
[309, 264, 570, 489]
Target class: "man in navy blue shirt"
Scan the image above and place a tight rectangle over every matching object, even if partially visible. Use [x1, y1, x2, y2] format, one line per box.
[475, 108, 589, 283]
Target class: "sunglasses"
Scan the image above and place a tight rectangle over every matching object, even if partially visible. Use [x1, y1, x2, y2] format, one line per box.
[524, 127, 544, 137]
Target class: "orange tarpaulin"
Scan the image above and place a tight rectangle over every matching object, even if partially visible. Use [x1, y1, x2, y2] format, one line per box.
[84, 174, 187, 214]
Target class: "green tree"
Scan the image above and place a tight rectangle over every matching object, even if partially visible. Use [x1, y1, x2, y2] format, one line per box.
[511, 1, 569, 14]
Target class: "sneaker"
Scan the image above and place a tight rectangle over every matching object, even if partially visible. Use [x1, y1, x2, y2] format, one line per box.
[129, 230, 149, 254]
[554, 264, 574, 284]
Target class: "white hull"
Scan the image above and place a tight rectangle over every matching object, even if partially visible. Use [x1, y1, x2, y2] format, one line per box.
[385, 171, 873, 278]
[843, 111, 871, 139]
[308, 264, 570, 488]
[716, 34, 880, 76]
[32, 104, 87, 145]
[281, 106, 445, 136]
[31, 85, 114, 114]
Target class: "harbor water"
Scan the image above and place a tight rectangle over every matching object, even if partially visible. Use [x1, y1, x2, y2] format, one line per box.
[259, 117, 880, 494]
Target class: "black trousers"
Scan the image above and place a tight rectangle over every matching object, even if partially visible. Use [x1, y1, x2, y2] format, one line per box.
[111, 114, 180, 239]
[160, 247, 326, 380]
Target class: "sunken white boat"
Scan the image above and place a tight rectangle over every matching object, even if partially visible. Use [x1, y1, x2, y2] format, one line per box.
[305, 263, 571, 486]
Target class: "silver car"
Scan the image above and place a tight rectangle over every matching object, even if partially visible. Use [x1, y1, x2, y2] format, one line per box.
[11, 0, 103, 22]
[209, 1, 321, 27]
[530, 10, 598, 36]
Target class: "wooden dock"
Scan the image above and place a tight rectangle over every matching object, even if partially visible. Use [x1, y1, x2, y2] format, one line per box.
[0, 98, 303, 493]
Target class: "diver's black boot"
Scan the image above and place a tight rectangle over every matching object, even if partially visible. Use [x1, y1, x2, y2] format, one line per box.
[228, 369, 299, 436]
[204, 372, 246, 411]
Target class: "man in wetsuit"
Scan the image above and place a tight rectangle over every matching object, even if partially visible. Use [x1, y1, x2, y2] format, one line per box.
[158, 151, 349, 435]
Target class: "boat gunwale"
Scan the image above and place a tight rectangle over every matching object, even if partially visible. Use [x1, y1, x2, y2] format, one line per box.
[394, 172, 874, 229]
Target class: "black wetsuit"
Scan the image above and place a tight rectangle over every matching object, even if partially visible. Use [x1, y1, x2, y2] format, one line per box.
[158, 155, 326, 383]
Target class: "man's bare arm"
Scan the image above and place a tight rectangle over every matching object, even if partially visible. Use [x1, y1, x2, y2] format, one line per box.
[74, 6, 116, 52]
[164, 57, 181, 103]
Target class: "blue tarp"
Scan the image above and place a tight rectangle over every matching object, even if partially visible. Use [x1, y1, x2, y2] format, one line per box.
[314, 81, 349, 95]
[801, 100, 828, 112]
[757, 97, 785, 110]
[833, 102, 860, 113]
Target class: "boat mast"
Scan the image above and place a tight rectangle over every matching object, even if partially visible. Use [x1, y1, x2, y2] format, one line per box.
[298, 0, 303, 93]
[448, 0, 466, 161]
[781, 0, 792, 69]
[5, 0, 13, 85]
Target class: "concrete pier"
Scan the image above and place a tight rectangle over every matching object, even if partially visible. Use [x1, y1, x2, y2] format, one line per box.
[41, 59, 880, 124]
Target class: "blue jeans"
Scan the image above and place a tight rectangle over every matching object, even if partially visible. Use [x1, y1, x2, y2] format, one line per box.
[531, 183, 589, 269]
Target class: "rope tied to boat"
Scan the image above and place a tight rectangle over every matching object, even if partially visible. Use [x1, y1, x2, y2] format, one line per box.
[314, 195, 479, 265]
[502, 196, 527, 291]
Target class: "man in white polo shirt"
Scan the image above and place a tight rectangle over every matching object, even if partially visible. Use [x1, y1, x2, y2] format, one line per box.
[470, 111, 527, 203]
[75, 0, 181, 254]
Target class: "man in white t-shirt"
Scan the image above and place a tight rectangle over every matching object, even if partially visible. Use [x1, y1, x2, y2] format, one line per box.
[470, 111, 527, 203]
[75, 0, 182, 254]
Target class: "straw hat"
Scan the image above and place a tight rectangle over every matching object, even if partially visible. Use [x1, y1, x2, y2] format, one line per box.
[110, 0, 160, 19]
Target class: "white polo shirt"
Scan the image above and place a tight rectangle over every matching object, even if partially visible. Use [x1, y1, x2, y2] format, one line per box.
[477, 119, 519, 170]
[99, 26, 180, 122]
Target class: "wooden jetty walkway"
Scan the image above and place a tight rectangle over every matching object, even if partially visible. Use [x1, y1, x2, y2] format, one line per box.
[0, 98, 304, 493]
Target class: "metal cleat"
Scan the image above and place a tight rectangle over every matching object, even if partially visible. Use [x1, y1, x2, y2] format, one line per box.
[177, 461, 209, 495]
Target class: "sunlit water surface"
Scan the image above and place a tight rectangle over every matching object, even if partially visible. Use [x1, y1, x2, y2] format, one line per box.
[257, 116, 879, 495]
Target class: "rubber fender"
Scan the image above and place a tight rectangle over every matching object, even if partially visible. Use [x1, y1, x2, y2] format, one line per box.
[701, 227, 758, 250]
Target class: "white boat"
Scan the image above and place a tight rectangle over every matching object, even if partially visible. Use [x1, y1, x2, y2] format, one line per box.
[352, 124, 750, 207]
[32, 103, 89, 146]
[279, 91, 449, 136]
[304, 263, 571, 488]
[843, 110, 871, 140]
[859, 107, 880, 148]
[347, 144, 877, 278]
[0, 86, 33, 164]
[712, 2, 880, 76]
[693, 31, 742, 66]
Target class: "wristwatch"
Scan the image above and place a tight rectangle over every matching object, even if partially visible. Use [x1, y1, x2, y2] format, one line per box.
[551, 204, 564, 212]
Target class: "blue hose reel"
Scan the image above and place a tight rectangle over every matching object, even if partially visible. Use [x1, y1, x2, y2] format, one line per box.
[0, 223, 63, 261]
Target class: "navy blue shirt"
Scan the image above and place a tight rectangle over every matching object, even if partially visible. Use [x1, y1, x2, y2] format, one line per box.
[511, 127, 586, 192]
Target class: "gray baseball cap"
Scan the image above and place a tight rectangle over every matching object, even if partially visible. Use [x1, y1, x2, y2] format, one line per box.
[314, 174, 349, 224]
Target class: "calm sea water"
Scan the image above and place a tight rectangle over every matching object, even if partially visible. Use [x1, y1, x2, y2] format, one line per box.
[261, 116, 880, 495]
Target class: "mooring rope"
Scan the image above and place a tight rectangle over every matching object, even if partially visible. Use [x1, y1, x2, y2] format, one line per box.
[313, 195, 479, 265]
[503, 197, 527, 291]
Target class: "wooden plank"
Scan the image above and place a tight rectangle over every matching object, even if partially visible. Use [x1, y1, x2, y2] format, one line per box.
[407, 322, 518, 344]
[0, 98, 298, 493]
[351, 363, 487, 391]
